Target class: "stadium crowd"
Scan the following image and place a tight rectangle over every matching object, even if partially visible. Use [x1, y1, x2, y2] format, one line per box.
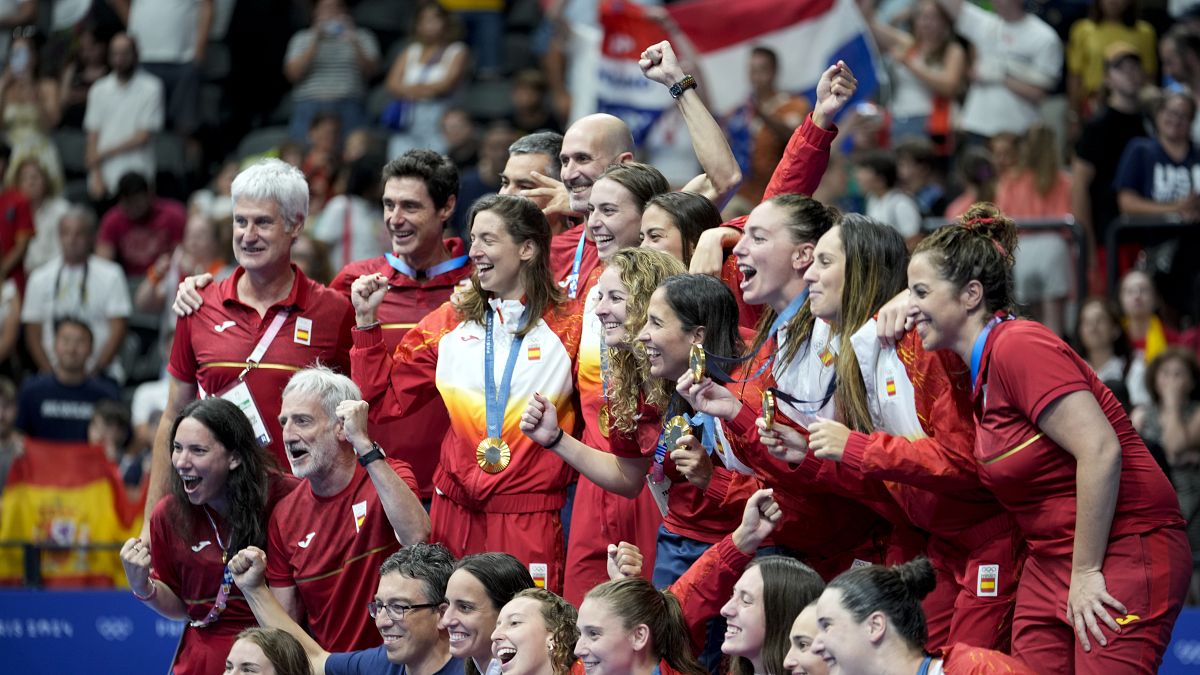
[0, 0, 1198, 673]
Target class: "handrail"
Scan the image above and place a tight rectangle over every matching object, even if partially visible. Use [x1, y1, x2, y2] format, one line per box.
[1104, 213, 1195, 293]
[0, 540, 125, 589]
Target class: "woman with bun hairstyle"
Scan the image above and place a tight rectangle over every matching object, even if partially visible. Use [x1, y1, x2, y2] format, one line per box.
[809, 559, 1035, 674]
[906, 203, 1189, 673]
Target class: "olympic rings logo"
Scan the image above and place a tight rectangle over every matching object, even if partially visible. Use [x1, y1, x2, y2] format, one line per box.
[94, 616, 134, 641]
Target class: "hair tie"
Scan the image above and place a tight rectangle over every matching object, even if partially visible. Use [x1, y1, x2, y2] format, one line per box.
[960, 217, 1007, 257]
[962, 216, 995, 229]
[991, 239, 1007, 258]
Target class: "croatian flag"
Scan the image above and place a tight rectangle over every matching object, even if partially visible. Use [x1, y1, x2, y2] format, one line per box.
[597, 0, 881, 146]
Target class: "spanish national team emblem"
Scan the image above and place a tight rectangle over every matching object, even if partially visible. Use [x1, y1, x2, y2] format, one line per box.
[977, 564, 999, 597]
[529, 563, 548, 588]
[527, 345, 541, 361]
[819, 345, 835, 366]
[352, 500, 367, 533]
[294, 317, 313, 346]
[885, 375, 897, 397]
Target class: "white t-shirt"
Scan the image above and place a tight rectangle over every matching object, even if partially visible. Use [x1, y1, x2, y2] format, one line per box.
[955, 4, 1062, 137]
[312, 194, 384, 268]
[24, 196, 70, 274]
[131, 377, 169, 427]
[83, 71, 164, 194]
[20, 255, 132, 380]
[866, 189, 923, 238]
[129, 0, 201, 63]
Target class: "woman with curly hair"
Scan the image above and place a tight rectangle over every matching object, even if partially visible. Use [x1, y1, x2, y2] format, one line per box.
[491, 588, 582, 675]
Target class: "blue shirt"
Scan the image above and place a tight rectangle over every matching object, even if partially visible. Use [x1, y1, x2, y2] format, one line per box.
[1113, 136, 1200, 204]
[15, 374, 120, 441]
[325, 649, 463, 675]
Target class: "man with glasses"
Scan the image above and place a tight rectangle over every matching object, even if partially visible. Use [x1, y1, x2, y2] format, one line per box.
[264, 366, 430, 652]
[231, 541, 462, 675]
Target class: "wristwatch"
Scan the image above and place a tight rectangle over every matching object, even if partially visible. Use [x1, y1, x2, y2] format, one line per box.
[669, 75, 698, 99]
[357, 442, 386, 467]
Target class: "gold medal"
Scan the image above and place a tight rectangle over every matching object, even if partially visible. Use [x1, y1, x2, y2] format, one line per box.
[476, 437, 512, 473]
[762, 389, 776, 429]
[598, 405, 610, 438]
[662, 415, 692, 449]
[689, 343, 705, 382]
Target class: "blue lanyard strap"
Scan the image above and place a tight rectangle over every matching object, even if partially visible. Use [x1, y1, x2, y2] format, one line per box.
[970, 315, 1012, 394]
[484, 310, 527, 438]
[916, 656, 933, 675]
[566, 230, 587, 299]
[385, 252, 470, 281]
[706, 288, 809, 383]
[687, 411, 716, 454]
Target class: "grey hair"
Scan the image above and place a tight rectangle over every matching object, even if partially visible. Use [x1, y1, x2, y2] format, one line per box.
[59, 203, 97, 233]
[379, 542, 457, 604]
[281, 365, 362, 422]
[509, 132, 564, 179]
[230, 158, 310, 229]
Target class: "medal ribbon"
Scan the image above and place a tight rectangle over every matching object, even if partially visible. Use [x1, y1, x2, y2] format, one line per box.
[385, 252, 470, 281]
[970, 314, 1012, 394]
[565, 230, 587, 299]
[687, 411, 717, 454]
[485, 309, 527, 441]
[705, 288, 809, 383]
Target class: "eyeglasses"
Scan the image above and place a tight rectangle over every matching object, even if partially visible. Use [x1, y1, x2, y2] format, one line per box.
[367, 601, 440, 621]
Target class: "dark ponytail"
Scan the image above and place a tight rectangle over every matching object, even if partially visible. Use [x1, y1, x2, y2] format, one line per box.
[586, 577, 707, 675]
[913, 202, 1018, 315]
[826, 558, 937, 651]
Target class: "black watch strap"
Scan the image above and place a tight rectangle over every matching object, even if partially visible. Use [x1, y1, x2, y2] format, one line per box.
[669, 74, 697, 99]
[358, 443, 386, 467]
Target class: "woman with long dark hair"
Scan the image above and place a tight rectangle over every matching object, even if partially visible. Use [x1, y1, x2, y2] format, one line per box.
[441, 552, 537, 675]
[350, 194, 580, 593]
[121, 397, 297, 675]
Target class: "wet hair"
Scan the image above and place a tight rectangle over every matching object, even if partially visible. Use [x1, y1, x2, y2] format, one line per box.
[747, 193, 839, 369]
[731, 557, 826, 675]
[509, 132, 564, 179]
[457, 194, 562, 337]
[644, 191, 723, 265]
[825, 558, 937, 651]
[379, 542, 457, 605]
[912, 202, 1018, 315]
[455, 552, 536, 675]
[1145, 347, 1200, 406]
[233, 627, 312, 675]
[512, 588, 580, 675]
[382, 148, 460, 211]
[281, 365, 362, 424]
[230, 158, 310, 229]
[168, 397, 277, 553]
[659, 274, 745, 382]
[598, 163, 671, 213]
[586, 577, 707, 675]
[604, 249, 688, 434]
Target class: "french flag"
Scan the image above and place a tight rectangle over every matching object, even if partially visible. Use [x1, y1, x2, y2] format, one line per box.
[596, 0, 881, 145]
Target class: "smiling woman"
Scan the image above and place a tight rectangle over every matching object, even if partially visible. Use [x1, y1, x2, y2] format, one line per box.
[491, 589, 581, 675]
[443, 553, 536, 675]
[120, 397, 299, 675]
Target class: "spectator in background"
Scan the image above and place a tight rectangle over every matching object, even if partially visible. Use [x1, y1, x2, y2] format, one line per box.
[452, 122, 515, 238]
[725, 46, 810, 203]
[83, 32, 164, 200]
[1066, 0, 1156, 122]
[97, 172, 187, 276]
[118, 0, 212, 137]
[937, 0, 1062, 141]
[440, 0, 502, 79]
[130, 327, 172, 466]
[301, 112, 341, 216]
[507, 69, 564, 136]
[284, 0, 380, 141]
[11, 155, 70, 274]
[0, 141, 33, 289]
[134, 210, 232, 330]
[1160, 26, 1200, 144]
[497, 131, 565, 234]
[313, 158, 385, 270]
[989, 131, 1021, 183]
[441, 108, 479, 170]
[292, 233, 334, 285]
[943, 145, 996, 218]
[1072, 43, 1149, 292]
[0, 2, 35, 71]
[88, 397, 141, 492]
[0, 376, 18, 494]
[0, 30, 65, 185]
[894, 138, 947, 216]
[187, 158, 239, 222]
[1115, 90, 1200, 220]
[1131, 347, 1200, 601]
[16, 318, 120, 441]
[57, 26, 109, 129]
[383, 2, 468, 159]
[854, 150, 922, 243]
[862, 0, 965, 151]
[22, 205, 130, 382]
[0, 275, 18, 373]
[1120, 268, 1176, 406]
[1073, 296, 1139, 407]
[995, 124, 1073, 336]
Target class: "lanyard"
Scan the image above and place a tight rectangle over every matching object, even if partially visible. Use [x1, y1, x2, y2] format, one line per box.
[385, 252, 471, 281]
[916, 656, 933, 675]
[53, 261, 88, 310]
[484, 309, 527, 440]
[238, 310, 290, 380]
[970, 315, 1011, 394]
[191, 507, 233, 628]
[565, 230, 587, 299]
[706, 288, 809, 383]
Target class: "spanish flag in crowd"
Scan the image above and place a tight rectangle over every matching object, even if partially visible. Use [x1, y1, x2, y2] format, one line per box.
[0, 440, 144, 587]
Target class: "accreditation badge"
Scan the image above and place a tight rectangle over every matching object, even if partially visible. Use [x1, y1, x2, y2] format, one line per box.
[217, 380, 271, 446]
[476, 437, 512, 473]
